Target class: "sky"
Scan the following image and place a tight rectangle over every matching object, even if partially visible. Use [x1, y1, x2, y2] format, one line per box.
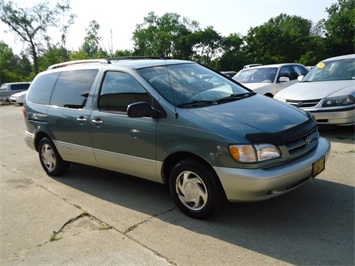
[1, 0, 338, 55]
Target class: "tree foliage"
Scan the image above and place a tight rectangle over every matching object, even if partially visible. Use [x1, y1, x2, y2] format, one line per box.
[192, 26, 223, 65]
[1, 0, 354, 81]
[321, 0, 355, 55]
[244, 14, 314, 64]
[0, 0, 75, 75]
[0, 41, 32, 83]
[132, 12, 199, 59]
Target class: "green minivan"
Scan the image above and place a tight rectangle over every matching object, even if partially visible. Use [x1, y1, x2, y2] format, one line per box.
[23, 58, 331, 218]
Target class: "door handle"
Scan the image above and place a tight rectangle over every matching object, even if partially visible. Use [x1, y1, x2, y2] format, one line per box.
[76, 116, 87, 122]
[91, 118, 103, 126]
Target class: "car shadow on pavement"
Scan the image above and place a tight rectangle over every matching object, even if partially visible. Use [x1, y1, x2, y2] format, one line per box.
[55, 163, 354, 266]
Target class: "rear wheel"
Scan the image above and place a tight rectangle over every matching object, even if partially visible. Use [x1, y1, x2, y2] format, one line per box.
[38, 137, 70, 176]
[169, 159, 224, 219]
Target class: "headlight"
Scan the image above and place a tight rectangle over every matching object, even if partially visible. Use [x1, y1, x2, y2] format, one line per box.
[322, 95, 354, 107]
[229, 144, 281, 163]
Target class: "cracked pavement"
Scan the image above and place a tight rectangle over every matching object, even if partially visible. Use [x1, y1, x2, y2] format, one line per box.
[1, 105, 354, 265]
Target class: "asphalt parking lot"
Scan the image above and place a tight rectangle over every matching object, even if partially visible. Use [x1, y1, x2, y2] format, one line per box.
[1, 104, 354, 265]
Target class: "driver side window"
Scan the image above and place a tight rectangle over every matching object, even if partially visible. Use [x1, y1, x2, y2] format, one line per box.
[99, 71, 151, 112]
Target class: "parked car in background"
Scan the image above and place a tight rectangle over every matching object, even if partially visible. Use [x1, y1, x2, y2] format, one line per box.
[0, 82, 31, 104]
[274, 54, 355, 126]
[23, 57, 330, 219]
[220, 71, 237, 78]
[233, 63, 309, 97]
[9, 90, 27, 105]
[243, 64, 262, 69]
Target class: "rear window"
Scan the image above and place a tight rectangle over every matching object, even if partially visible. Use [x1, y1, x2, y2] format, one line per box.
[50, 69, 98, 108]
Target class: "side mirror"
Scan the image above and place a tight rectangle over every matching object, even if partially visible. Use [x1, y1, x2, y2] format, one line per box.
[279, 76, 290, 83]
[297, 75, 304, 81]
[127, 102, 165, 119]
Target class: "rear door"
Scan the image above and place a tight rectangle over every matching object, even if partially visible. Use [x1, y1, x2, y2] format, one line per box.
[90, 71, 158, 181]
[46, 69, 99, 165]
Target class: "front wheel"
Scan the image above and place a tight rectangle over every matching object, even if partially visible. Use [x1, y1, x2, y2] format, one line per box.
[38, 137, 70, 176]
[169, 159, 224, 219]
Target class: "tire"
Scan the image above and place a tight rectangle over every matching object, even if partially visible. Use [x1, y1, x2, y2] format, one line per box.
[38, 137, 70, 176]
[169, 158, 224, 219]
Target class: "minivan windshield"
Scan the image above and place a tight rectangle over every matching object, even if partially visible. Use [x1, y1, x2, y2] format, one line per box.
[138, 63, 252, 107]
[303, 58, 355, 82]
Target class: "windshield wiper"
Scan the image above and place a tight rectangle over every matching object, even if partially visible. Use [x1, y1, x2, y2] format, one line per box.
[217, 92, 256, 104]
[176, 100, 218, 108]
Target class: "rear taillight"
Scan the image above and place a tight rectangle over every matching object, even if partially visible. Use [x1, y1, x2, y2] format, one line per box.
[22, 107, 26, 118]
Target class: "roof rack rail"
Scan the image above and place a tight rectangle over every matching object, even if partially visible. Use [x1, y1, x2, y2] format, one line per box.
[47, 59, 110, 70]
[106, 56, 163, 61]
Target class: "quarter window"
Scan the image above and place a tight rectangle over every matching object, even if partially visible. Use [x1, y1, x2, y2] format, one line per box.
[98, 71, 151, 112]
[27, 72, 60, 104]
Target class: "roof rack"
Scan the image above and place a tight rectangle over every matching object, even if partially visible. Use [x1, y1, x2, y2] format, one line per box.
[107, 56, 163, 61]
[47, 59, 110, 70]
[46, 56, 164, 70]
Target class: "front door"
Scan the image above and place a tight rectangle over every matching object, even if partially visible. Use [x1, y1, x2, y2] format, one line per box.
[90, 71, 158, 181]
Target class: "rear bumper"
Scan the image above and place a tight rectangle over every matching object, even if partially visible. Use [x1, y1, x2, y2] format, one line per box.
[214, 137, 331, 202]
[24, 131, 36, 150]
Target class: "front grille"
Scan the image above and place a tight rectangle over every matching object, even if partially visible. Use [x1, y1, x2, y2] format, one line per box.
[286, 99, 321, 108]
[285, 127, 319, 157]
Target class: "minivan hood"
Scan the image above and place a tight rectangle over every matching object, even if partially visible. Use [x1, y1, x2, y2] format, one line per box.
[275, 80, 355, 99]
[182, 94, 309, 140]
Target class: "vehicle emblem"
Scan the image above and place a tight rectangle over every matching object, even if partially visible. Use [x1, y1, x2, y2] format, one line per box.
[305, 138, 311, 145]
[297, 102, 303, 107]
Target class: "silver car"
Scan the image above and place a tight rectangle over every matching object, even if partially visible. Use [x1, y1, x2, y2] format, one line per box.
[9, 90, 27, 105]
[274, 54, 355, 126]
[233, 63, 308, 97]
[0, 82, 30, 104]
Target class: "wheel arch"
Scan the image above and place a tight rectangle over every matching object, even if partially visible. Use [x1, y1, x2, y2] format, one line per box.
[162, 152, 225, 195]
[34, 132, 51, 152]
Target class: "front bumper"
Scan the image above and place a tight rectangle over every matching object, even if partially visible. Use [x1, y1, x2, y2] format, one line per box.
[214, 137, 331, 202]
[307, 108, 355, 126]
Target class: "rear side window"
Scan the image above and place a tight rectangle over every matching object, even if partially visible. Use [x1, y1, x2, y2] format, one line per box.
[98, 71, 151, 112]
[27, 72, 60, 104]
[50, 69, 98, 108]
[10, 83, 30, 91]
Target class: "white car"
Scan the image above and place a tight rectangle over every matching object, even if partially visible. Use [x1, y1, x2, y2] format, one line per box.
[274, 54, 355, 126]
[233, 63, 308, 97]
[9, 90, 27, 105]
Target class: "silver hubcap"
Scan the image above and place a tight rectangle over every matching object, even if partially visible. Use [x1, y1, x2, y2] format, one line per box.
[175, 170, 208, 211]
[41, 144, 56, 171]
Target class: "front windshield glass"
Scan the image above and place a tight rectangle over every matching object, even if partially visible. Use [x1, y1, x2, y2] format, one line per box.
[233, 67, 277, 83]
[138, 63, 251, 107]
[303, 58, 355, 82]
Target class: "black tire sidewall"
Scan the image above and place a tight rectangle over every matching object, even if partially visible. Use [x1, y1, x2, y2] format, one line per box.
[38, 137, 69, 176]
[169, 159, 222, 219]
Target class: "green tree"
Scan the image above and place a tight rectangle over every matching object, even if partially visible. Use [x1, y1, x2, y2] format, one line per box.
[192, 26, 223, 66]
[80, 20, 104, 58]
[0, 0, 75, 74]
[244, 14, 313, 64]
[38, 46, 70, 71]
[133, 12, 198, 59]
[320, 0, 355, 56]
[218, 33, 247, 71]
[0, 41, 32, 83]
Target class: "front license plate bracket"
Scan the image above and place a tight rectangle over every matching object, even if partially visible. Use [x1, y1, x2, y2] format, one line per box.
[312, 156, 325, 178]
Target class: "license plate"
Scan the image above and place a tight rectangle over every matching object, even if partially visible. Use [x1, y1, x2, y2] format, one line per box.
[312, 157, 325, 177]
